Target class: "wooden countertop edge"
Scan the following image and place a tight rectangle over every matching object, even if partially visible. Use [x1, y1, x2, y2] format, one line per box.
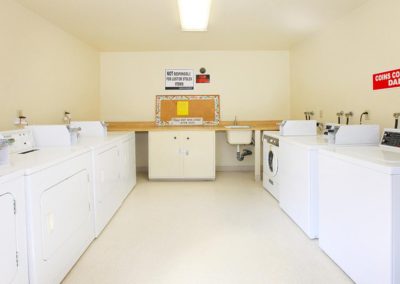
[107, 120, 281, 132]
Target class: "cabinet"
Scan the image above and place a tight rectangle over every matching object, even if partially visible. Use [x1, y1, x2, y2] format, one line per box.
[148, 131, 215, 180]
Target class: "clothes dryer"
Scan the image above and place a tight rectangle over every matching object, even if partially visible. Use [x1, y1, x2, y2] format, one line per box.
[70, 121, 136, 237]
[1, 128, 95, 284]
[0, 145, 28, 284]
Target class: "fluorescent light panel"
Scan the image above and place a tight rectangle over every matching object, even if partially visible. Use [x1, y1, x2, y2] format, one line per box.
[178, 0, 211, 31]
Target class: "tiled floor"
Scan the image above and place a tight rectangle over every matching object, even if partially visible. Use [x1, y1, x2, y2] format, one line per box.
[63, 172, 352, 284]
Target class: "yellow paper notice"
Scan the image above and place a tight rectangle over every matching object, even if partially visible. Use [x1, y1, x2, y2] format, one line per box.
[177, 101, 189, 116]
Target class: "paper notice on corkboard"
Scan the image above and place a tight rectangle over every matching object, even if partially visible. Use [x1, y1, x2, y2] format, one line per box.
[176, 101, 189, 116]
[155, 95, 220, 126]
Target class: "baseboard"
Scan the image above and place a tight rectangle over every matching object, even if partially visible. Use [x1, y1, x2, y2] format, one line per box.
[216, 166, 254, 172]
[137, 166, 148, 173]
[137, 165, 257, 173]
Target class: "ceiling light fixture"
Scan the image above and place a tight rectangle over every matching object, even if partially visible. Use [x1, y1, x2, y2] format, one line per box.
[178, 0, 212, 31]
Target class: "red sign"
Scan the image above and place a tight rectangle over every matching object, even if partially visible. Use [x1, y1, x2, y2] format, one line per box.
[373, 68, 400, 90]
[196, 74, 210, 83]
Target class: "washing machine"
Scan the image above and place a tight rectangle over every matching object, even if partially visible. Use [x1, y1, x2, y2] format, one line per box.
[279, 124, 380, 239]
[263, 131, 280, 200]
[318, 128, 400, 284]
[0, 138, 28, 284]
[70, 121, 136, 237]
[279, 135, 327, 238]
[1, 128, 95, 284]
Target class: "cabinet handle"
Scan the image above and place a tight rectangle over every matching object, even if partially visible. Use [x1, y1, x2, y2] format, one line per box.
[186, 137, 190, 140]
[174, 136, 177, 140]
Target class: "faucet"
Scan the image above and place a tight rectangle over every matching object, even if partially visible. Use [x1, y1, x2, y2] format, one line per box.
[336, 111, 344, 124]
[345, 111, 353, 125]
[234, 116, 238, 126]
[64, 111, 72, 125]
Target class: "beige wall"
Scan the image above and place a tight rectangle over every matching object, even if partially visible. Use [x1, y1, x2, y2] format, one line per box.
[100, 51, 290, 121]
[290, 0, 400, 128]
[101, 51, 290, 168]
[0, 0, 100, 130]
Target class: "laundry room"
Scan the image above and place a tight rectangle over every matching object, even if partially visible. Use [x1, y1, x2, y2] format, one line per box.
[1, 0, 400, 283]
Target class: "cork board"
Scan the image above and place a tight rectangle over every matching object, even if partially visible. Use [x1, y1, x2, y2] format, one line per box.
[156, 95, 220, 126]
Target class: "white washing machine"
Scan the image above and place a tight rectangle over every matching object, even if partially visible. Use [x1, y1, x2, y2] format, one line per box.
[263, 131, 280, 200]
[70, 121, 136, 237]
[279, 135, 327, 238]
[318, 129, 400, 284]
[2, 128, 95, 284]
[0, 139, 28, 284]
[279, 124, 380, 239]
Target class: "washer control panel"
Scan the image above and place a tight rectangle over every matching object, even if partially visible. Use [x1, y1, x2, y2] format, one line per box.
[0, 129, 35, 153]
[381, 129, 400, 148]
[263, 135, 279, 147]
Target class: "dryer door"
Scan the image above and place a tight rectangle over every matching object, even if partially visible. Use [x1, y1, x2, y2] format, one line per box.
[40, 170, 91, 260]
[0, 193, 17, 283]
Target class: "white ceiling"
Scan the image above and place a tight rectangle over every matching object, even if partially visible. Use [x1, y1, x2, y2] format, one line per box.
[16, 0, 369, 51]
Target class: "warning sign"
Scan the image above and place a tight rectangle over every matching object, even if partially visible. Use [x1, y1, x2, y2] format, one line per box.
[196, 74, 210, 83]
[373, 68, 400, 90]
[165, 69, 194, 90]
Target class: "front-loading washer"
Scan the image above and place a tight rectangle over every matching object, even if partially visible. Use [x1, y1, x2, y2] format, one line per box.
[263, 131, 280, 200]
[1, 128, 95, 284]
[318, 128, 400, 284]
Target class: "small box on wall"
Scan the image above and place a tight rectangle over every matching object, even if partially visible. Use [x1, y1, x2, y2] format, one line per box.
[196, 74, 210, 83]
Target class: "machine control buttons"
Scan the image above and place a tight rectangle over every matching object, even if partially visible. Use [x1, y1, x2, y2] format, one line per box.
[263, 135, 279, 147]
[381, 131, 400, 147]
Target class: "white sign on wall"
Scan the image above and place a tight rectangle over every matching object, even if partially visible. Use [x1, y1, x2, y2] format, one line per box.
[165, 69, 194, 90]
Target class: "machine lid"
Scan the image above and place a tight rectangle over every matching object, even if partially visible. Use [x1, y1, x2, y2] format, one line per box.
[319, 146, 400, 174]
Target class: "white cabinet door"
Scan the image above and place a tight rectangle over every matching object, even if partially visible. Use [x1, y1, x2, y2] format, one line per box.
[149, 132, 183, 179]
[182, 131, 215, 179]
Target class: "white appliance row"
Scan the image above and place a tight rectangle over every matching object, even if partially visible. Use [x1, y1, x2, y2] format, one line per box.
[0, 122, 136, 284]
[263, 123, 380, 238]
[263, 121, 400, 283]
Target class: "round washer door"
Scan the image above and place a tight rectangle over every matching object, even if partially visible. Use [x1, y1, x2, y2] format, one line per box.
[268, 148, 278, 176]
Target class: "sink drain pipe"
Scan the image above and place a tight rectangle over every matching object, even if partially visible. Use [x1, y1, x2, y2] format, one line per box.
[236, 145, 252, 161]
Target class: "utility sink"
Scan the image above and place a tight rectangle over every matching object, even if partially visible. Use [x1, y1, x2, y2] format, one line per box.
[224, 126, 253, 145]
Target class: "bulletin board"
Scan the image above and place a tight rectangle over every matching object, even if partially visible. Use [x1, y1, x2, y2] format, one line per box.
[155, 95, 220, 126]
